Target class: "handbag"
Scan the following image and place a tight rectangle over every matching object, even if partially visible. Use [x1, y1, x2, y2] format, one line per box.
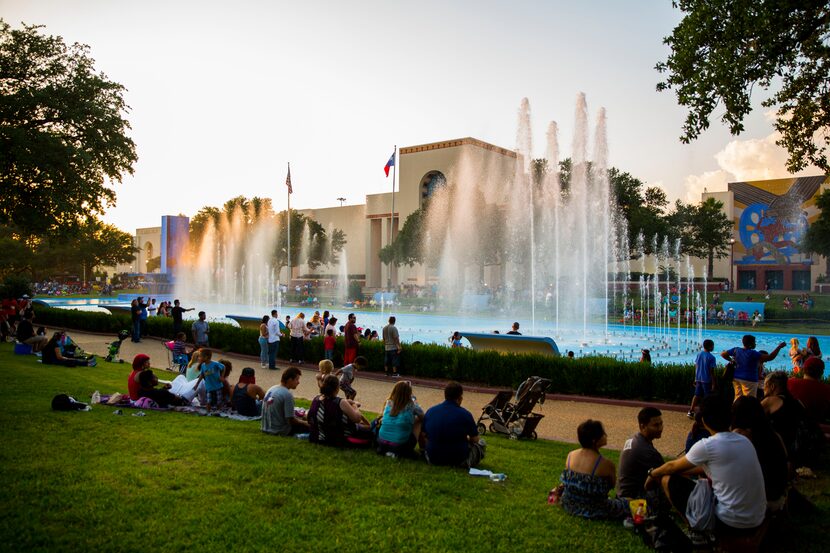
[686, 478, 717, 532]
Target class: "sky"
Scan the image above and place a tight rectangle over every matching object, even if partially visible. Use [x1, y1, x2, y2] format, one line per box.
[3, 0, 821, 232]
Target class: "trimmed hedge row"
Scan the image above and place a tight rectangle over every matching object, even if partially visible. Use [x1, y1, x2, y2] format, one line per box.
[34, 305, 695, 404]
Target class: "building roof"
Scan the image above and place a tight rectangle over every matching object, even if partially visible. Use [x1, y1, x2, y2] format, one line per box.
[400, 137, 517, 158]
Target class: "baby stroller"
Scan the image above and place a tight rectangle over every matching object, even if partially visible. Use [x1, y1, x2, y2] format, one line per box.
[163, 340, 189, 374]
[105, 330, 131, 363]
[476, 376, 552, 440]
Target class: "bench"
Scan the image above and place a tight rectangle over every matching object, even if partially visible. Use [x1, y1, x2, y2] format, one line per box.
[460, 332, 560, 357]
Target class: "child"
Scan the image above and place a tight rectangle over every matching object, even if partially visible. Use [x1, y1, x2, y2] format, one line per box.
[688, 339, 716, 418]
[172, 332, 190, 359]
[317, 359, 333, 390]
[193, 350, 224, 413]
[323, 328, 336, 361]
[335, 355, 366, 401]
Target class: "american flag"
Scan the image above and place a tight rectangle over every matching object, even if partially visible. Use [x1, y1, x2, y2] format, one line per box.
[285, 164, 292, 194]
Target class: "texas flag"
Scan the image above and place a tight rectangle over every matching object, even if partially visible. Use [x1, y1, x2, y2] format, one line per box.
[384, 152, 395, 177]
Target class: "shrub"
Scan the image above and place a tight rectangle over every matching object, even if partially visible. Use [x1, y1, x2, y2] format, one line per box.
[32, 305, 695, 403]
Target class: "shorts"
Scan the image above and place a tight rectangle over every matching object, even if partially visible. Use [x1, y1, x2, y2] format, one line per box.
[206, 389, 219, 407]
[693, 381, 714, 398]
[733, 379, 758, 398]
[340, 382, 356, 400]
[384, 349, 400, 368]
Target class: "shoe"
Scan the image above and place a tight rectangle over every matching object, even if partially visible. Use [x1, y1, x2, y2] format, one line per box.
[385, 452, 397, 459]
[260, 363, 266, 369]
[392, 373, 400, 378]
[686, 411, 695, 419]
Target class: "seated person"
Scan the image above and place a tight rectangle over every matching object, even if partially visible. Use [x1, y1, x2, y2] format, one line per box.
[262, 367, 309, 435]
[649, 396, 766, 537]
[423, 382, 486, 468]
[788, 357, 830, 423]
[16, 311, 48, 352]
[307, 374, 371, 446]
[137, 369, 187, 408]
[761, 371, 806, 461]
[558, 419, 628, 519]
[376, 380, 424, 459]
[218, 359, 233, 406]
[232, 367, 266, 416]
[171, 332, 192, 361]
[617, 407, 664, 499]
[184, 349, 202, 381]
[41, 331, 82, 367]
[731, 396, 788, 513]
[128, 354, 150, 400]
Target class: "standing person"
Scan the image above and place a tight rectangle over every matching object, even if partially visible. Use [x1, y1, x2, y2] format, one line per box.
[323, 328, 336, 361]
[335, 356, 366, 401]
[288, 312, 308, 364]
[147, 298, 157, 317]
[803, 336, 822, 362]
[617, 407, 665, 499]
[325, 316, 339, 337]
[170, 299, 194, 337]
[322, 310, 330, 331]
[721, 335, 785, 399]
[422, 382, 485, 468]
[191, 311, 210, 348]
[261, 367, 310, 436]
[266, 310, 281, 370]
[640, 349, 652, 365]
[450, 332, 463, 348]
[343, 313, 360, 366]
[789, 338, 804, 372]
[382, 316, 402, 377]
[137, 297, 149, 338]
[193, 350, 223, 413]
[258, 315, 270, 369]
[130, 299, 141, 343]
[689, 339, 717, 418]
[506, 322, 522, 335]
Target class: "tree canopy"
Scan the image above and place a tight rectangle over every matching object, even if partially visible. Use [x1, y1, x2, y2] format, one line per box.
[656, 0, 830, 172]
[800, 188, 830, 274]
[0, 21, 137, 236]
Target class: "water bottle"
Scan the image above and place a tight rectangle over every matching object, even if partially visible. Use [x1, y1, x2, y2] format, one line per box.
[90, 390, 101, 405]
[634, 503, 645, 525]
[489, 473, 506, 482]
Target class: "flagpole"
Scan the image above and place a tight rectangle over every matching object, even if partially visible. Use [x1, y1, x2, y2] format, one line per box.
[388, 145, 397, 291]
[287, 162, 291, 289]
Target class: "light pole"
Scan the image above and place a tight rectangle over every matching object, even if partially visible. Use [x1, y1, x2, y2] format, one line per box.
[729, 237, 736, 291]
[337, 197, 346, 207]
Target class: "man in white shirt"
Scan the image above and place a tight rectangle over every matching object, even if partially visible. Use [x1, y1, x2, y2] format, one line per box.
[266, 309, 281, 370]
[648, 396, 766, 537]
[288, 312, 308, 364]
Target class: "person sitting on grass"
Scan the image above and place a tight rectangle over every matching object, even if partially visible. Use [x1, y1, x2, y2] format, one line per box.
[761, 371, 806, 464]
[41, 331, 81, 367]
[617, 407, 664, 500]
[376, 380, 424, 459]
[231, 367, 266, 416]
[172, 332, 192, 362]
[557, 419, 629, 519]
[730, 396, 788, 513]
[689, 339, 717, 418]
[648, 396, 766, 540]
[308, 374, 372, 447]
[185, 349, 202, 381]
[128, 354, 151, 400]
[137, 369, 187, 408]
[218, 359, 233, 407]
[16, 311, 48, 353]
[422, 381, 485, 468]
[261, 367, 309, 435]
[334, 355, 366, 401]
[193, 349, 224, 413]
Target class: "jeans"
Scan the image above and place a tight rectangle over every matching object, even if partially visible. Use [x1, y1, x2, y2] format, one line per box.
[267, 340, 279, 369]
[258, 336, 268, 365]
[132, 319, 141, 342]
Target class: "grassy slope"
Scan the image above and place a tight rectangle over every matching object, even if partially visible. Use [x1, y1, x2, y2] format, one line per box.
[0, 345, 827, 552]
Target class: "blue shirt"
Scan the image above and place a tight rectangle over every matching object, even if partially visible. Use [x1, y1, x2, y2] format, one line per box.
[423, 400, 478, 466]
[727, 347, 761, 382]
[379, 401, 416, 445]
[200, 361, 224, 392]
[694, 351, 716, 383]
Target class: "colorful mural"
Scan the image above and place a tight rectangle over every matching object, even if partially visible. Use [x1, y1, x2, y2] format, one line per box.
[729, 176, 826, 266]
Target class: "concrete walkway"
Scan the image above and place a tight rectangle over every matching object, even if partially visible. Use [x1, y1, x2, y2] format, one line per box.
[68, 330, 693, 454]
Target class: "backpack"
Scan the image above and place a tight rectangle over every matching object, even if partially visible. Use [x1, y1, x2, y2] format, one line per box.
[51, 394, 89, 411]
[686, 478, 717, 532]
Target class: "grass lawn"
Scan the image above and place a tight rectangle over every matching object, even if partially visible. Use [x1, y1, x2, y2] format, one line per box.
[1, 345, 828, 552]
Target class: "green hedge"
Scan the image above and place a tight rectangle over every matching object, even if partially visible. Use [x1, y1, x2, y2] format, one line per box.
[33, 305, 695, 404]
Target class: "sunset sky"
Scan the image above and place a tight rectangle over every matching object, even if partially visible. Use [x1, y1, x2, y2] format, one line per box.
[3, 0, 819, 232]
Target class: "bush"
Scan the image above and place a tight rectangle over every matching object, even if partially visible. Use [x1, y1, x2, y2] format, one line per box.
[32, 305, 695, 403]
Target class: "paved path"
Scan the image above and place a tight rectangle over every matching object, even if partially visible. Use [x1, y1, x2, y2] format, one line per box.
[69, 330, 692, 455]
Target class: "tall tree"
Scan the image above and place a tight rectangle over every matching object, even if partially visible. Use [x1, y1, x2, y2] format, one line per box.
[668, 198, 733, 275]
[0, 21, 137, 236]
[656, 1, 830, 172]
[51, 219, 138, 280]
[800, 188, 830, 275]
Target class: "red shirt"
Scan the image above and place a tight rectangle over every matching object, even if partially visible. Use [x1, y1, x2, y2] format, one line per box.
[128, 369, 142, 401]
[788, 377, 830, 422]
[324, 335, 336, 351]
[344, 321, 358, 349]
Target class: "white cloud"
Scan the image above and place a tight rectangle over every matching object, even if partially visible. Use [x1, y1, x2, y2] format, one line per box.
[683, 170, 733, 203]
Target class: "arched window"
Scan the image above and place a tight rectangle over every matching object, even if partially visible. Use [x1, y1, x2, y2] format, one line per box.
[144, 241, 154, 259]
[419, 171, 447, 206]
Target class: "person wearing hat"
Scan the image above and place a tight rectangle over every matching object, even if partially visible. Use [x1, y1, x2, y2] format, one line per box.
[231, 367, 266, 417]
